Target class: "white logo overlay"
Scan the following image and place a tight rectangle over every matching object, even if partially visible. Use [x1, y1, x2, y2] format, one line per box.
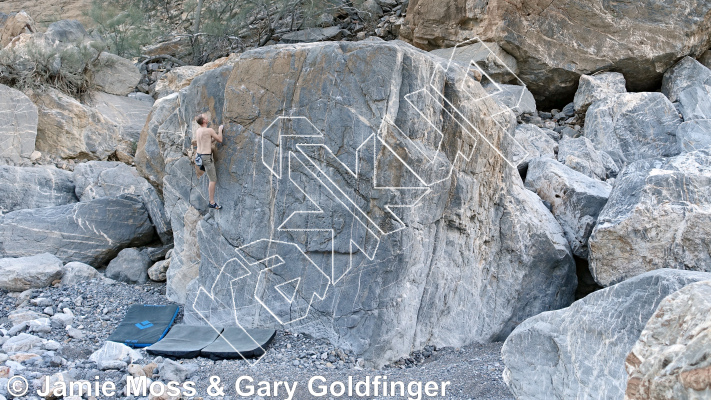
[192, 38, 531, 365]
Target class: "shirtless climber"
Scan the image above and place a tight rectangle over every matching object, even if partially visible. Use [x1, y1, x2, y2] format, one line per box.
[195, 114, 223, 209]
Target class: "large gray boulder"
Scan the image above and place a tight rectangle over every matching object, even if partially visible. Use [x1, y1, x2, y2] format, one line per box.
[86, 92, 154, 150]
[32, 89, 126, 161]
[487, 84, 536, 116]
[584, 92, 682, 166]
[573, 72, 627, 115]
[677, 120, 711, 153]
[44, 19, 88, 44]
[73, 161, 171, 243]
[138, 41, 577, 367]
[625, 280, 711, 400]
[511, 124, 558, 171]
[400, 0, 711, 106]
[94, 53, 141, 96]
[557, 136, 612, 181]
[661, 56, 711, 103]
[60, 261, 100, 286]
[105, 248, 151, 284]
[0, 84, 38, 165]
[525, 158, 611, 258]
[676, 84, 711, 121]
[0, 253, 63, 292]
[0, 194, 156, 266]
[589, 150, 711, 287]
[0, 166, 77, 214]
[502, 269, 711, 400]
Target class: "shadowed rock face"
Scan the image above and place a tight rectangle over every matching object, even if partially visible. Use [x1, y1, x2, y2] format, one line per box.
[400, 0, 711, 107]
[137, 40, 576, 366]
[502, 269, 711, 400]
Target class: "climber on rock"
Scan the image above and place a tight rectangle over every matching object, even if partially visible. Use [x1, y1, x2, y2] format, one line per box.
[195, 113, 223, 209]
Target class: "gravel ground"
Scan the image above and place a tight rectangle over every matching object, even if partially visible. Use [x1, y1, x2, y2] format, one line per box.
[0, 281, 513, 400]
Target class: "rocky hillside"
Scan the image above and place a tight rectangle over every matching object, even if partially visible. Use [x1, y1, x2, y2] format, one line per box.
[1, 1, 711, 399]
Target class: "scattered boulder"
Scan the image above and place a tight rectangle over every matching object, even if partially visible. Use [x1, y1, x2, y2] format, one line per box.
[584, 92, 682, 166]
[661, 56, 711, 103]
[0, 11, 36, 48]
[0, 194, 156, 266]
[60, 262, 99, 286]
[86, 92, 154, 150]
[0, 166, 77, 213]
[0, 253, 64, 292]
[556, 136, 611, 181]
[2, 333, 43, 353]
[105, 248, 152, 284]
[73, 161, 172, 243]
[147, 259, 169, 282]
[487, 84, 536, 116]
[573, 72, 627, 114]
[677, 120, 711, 153]
[44, 19, 88, 44]
[510, 124, 558, 171]
[625, 280, 711, 399]
[589, 150, 711, 287]
[429, 41, 519, 84]
[676, 84, 711, 121]
[400, 0, 711, 106]
[89, 341, 141, 370]
[158, 359, 196, 383]
[32, 89, 126, 161]
[502, 269, 711, 400]
[525, 158, 611, 258]
[9, 310, 42, 325]
[0, 84, 38, 165]
[93, 53, 141, 96]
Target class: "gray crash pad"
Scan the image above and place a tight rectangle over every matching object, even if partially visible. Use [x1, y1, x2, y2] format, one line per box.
[146, 325, 223, 358]
[200, 328, 276, 359]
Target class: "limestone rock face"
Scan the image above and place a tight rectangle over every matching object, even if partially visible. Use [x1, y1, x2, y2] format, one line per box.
[94, 53, 141, 96]
[676, 84, 711, 121]
[153, 56, 234, 99]
[429, 41, 519, 84]
[137, 41, 576, 366]
[677, 120, 711, 153]
[32, 89, 126, 161]
[573, 72, 627, 115]
[625, 280, 711, 400]
[502, 269, 711, 400]
[511, 124, 558, 171]
[0, 11, 36, 48]
[488, 84, 536, 116]
[0, 194, 156, 266]
[400, 0, 711, 106]
[0, 84, 38, 165]
[662, 56, 711, 103]
[589, 150, 711, 287]
[0, 166, 77, 213]
[0, 253, 64, 292]
[73, 161, 172, 243]
[87, 92, 153, 148]
[584, 92, 682, 167]
[557, 136, 614, 181]
[525, 158, 611, 259]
